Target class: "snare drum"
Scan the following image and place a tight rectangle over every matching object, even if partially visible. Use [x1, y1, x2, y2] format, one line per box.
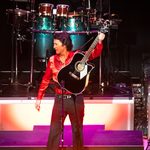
[56, 4, 69, 17]
[38, 3, 54, 16]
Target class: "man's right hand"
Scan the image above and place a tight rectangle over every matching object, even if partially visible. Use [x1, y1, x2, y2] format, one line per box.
[35, 99, 41, 111]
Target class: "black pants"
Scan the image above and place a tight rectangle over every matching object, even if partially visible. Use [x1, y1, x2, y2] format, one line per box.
[47, 94, 84, 150]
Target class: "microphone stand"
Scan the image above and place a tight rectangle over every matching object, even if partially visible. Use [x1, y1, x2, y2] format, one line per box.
[60, 80, 65, 150]
[98, 0, 103, 93]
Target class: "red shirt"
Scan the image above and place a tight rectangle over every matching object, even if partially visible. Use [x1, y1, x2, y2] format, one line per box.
[37, 43, 103, 99]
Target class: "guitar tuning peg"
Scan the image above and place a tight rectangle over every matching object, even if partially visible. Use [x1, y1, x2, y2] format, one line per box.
[104, 20, 110, 27]
[106, 20, 110, 24]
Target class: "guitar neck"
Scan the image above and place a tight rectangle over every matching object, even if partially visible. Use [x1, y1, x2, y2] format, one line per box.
[81, 35, 99, 63]
[81, 19, 109, 63]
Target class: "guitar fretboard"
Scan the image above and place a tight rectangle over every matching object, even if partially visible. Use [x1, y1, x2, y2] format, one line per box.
[81, 35, 99, 63]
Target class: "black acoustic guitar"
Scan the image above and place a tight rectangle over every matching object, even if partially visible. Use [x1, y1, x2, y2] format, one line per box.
[58, 21, 109, 94]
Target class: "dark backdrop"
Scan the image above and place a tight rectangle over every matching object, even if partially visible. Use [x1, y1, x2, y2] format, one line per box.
[0, 0, 150, 86]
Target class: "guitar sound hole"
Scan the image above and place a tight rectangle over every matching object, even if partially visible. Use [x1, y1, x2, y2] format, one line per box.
[75, 61, 85, 72]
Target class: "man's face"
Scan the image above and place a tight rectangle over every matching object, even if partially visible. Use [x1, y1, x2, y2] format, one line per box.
[53, 39, 66, 55]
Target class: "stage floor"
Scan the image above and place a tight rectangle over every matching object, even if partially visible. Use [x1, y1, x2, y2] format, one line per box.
[0, 96, 147, 150]
[0, 77, 147, 150]
[0, 125, 145, 149]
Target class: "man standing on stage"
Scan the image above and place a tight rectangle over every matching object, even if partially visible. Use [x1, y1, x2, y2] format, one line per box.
[35, 32, 105, 150]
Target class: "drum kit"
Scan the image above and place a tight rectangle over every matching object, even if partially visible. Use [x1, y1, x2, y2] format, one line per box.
[6, 2, 115, 86]
[33, 3, 97, 58]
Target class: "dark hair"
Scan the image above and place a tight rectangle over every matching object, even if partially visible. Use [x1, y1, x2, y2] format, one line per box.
[54, 32, 73, 51]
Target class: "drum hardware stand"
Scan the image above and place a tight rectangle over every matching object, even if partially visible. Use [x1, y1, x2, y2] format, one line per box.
[28, 8, 36, 91]
[29, 0, 35, 11]
[10, 20, 15, 84]
[29, 25, 34, 86]
[28, 0, 35, 87]
[22, 5, 37, 96]
[86, 9, 91, 31]
[26, 17, 36, 95]
[9, 8, 28, 87]
[53, 15, 57, 31]
[52, 9, 57, 31]
[84, 0, 91, 31]
[9, 1, 17, 84]
[7, 0, 27, 86]
[14, 29, 23, 84]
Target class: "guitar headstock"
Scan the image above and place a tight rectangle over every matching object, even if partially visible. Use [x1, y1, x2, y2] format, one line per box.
[97, 18, 111, 33]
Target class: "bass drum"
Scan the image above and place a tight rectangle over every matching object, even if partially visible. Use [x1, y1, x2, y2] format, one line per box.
[61, 12, 87, 51]
[34, 16, 54, 59]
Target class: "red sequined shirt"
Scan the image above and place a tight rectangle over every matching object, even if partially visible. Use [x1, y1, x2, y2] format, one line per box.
[37, 43, 103, 99]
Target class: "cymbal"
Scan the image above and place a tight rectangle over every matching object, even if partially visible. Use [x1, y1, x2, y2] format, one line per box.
[6, 8, 30, 16]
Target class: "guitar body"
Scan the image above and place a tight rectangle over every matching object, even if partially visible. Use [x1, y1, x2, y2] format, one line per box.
[57, 52, 94, 94]
[57, 22, 109, 94]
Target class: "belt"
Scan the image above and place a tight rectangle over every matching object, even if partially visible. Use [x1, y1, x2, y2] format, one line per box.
[55, 94, 72, 99]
